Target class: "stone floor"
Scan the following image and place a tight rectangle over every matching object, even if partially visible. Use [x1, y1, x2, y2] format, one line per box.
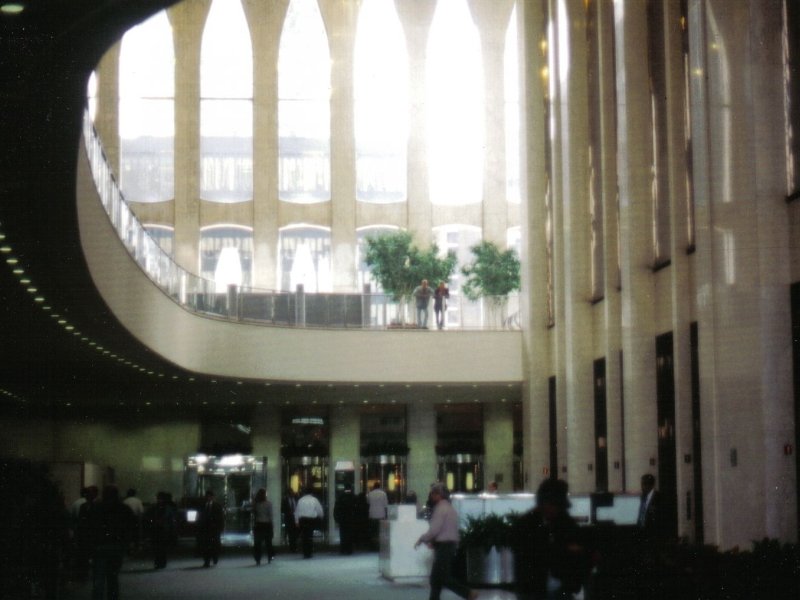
[66, 546, 519, 600]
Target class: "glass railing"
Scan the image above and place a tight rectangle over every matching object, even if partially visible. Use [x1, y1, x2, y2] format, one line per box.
[82, 111, 519, 330]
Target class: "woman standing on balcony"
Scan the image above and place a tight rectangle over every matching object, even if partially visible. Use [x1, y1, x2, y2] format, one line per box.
[434, 281, 450, 330]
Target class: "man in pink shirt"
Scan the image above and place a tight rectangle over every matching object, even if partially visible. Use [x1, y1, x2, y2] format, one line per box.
[415, 483, 478, 600]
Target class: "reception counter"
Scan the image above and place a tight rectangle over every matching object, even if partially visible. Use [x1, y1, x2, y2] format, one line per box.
[378, 505, 433, 582]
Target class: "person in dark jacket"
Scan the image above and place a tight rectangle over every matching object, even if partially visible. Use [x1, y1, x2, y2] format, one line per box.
[196, 490, 224, 567]
[511, 478, 592, 599]
[333, 484, 357, 555]
[88, 485, 135, 600]
[148, 491, 177, 569]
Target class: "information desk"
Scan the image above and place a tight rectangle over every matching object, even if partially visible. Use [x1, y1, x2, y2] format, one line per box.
[378, 505, 433, 581]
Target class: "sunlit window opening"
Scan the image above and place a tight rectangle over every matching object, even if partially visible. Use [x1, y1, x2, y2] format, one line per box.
[144, 225, 175, 257]
[356, 225, 400, 290]
[278, 0, 331, 203]
[200, 226, 254, 293]
[432, 225, 482, 327]
[427, 0, 484, 206]
[354, 0, 408, 203]
[505, 5, 521, 204]
[278, 226, 332, 292]
[200, 0, 253, 203]
[87, 72, 98, 121]
[507, 226, 521, 257]
[119, 10, 174, 203]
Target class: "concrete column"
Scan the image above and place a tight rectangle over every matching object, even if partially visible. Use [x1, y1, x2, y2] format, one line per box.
[94, 43, 121, 175]
[468, 0, 515, 246]
[613, 0, 659, 491]
[483, 402, 514, 492]
[556, 0, 595, 494]
[395, 0, 436, 245]
[242, 0, 289, 289]
[169, 1, 210, 274]
[690, 0, 796, 548]
[251, 405, 283, 541]
[318, 0, 360, 292]
[407, 401, 437, 503]
[595, 0, 624, 493]
[518, 0, 552, 489]
[329, 404, 360, 542]
[662, 0, 694, 540]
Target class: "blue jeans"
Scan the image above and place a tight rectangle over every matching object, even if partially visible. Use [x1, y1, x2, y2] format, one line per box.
[417, 305, 429, 328]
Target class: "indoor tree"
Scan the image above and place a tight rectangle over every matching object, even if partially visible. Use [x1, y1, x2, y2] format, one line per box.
[461, 240, 521, 328]
[364, 230, 456, 325]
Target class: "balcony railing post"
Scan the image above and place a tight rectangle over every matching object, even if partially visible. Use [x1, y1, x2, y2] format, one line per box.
[362, 283, 371, 328]
[227, 284, 239, 320]
[295, 284, 305, 327]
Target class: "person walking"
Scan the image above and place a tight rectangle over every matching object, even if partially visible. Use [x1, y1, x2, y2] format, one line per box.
[414, 483, 478, 600]
[333, 484, 357, 555]
[196, 490, 224, 568]
[87, 485, 135, 600]
[252, 488, 275, 565]
[366, 481, 389, 550]
[281, 489, 300, 552]
[295, 487, 324, 558]
[148, 491, 176, 569]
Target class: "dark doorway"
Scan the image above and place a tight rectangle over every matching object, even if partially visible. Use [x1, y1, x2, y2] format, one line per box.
[549, 376, 557, 478]
[655, 332, 678, 539]
[790, 284, 800, 539]
[594, 358, 609, 491]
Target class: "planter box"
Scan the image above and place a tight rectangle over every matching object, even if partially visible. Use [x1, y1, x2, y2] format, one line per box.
[465, 545, 515, 586]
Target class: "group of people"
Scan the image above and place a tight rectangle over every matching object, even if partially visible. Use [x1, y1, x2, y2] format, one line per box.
[413, 279, 450, 329]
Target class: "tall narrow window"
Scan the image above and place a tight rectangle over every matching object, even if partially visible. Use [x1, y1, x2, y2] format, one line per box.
[648, 0, 671, 266]
[200, 226, 254, 292]
[278, 226, 332, 292]
[681, 0, 696, 250]
[588, 0, 605, 299]
[787, 0, 800, 199]
[119, 11, 174, 203]
[278, 0, 331, 203]
[427, 0, 484, 205]
[355, 0, 408, 203]
[200, 0, 253, 203]
[432, 225, 482, 327]
[87, 72, 98, 121]
[505, 4, 521, 204]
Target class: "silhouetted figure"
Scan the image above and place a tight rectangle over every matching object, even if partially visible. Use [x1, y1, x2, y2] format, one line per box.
[511, 478, 592, 599]
[196, 490, 224, 567]
[252, 488, 275, 565]
[88, 485, 135, 600]
[295, 487, 324, 558]
[148, 491, 177, 569]
[434, 281, 450, 329]
[354, 491, 370, 549]
[414, 483, 478, 600]
[123, 488, 144, 552]
[74, 485, 99, 580]
[637, 473, 664, 542]
[281, 489, 299, 552]
[334, 484, 357, 555]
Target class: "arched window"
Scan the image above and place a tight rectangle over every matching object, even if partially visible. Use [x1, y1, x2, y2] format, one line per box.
[356, 225, 400, 290]
[432, 224, 482, 327]
[427, 0, 484, 206]
[200, 226, 254, 292]
[119, 10, 174, 203]
[277, 225, 332, 292]
[505, 4, 520, 204]
[354, 0, 408, 203]
[278, 0, 331, 203]
[144, 225, 175, 257]
[200, 0, 254, 203]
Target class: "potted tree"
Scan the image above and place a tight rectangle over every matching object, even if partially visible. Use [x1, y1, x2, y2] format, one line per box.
[460, 513, 517, 586]
[460, 241, 521, 328]
[364, 231, 456, 326]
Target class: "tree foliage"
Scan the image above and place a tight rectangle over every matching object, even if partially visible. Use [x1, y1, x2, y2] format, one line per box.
[364, 230, 457, 305]
[460, 240, 521, 303]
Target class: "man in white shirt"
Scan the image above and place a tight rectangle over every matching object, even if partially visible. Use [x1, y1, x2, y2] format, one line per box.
[366, 481, 388, 549]
[415, 483, 477, 600]
[123, 489, 144, 550]
[295, 488, 324, 558]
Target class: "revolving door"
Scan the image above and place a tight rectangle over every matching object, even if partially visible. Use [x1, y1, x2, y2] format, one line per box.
[361, 455, 407, 504]
[437, 454, 483, 494]
[183, 454, 267, 541]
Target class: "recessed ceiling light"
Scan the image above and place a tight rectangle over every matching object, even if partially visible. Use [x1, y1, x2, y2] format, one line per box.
[65, 326, 74, 331]
[5, 258, 18, 265]
[26, 287, 37, 293]
[0, 246, 11, 253]
[33, 297, 44, 302]
[1, 4, 26, 16]
[57, 320, 66, 325]
[12, 268, 23, 274]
